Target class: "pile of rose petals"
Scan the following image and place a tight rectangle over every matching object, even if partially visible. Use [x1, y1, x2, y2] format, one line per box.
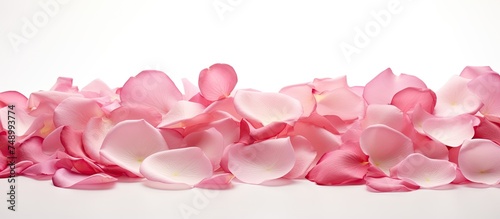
[1, 64, 500, 192]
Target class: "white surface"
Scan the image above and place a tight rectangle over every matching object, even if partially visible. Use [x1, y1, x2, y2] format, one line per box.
[2, 0, 500, 218]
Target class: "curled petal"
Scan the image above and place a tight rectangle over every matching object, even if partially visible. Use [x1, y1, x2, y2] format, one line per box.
[120, 70, 182, 113]
[234, 90, 303, 126]
[360, 125, 413, 175]
[52, 168, 117, 188]
[422, 114, 480, 147]
[140, 147, 213, 186]
[363, 68, 427, 104]
[228, 138, 295, 184]
[459, 139, 500, 185]
[195, 173, 234, 189]
[307, 149, 368, 185]
[198, 63, 238, 101]
[434, 76, 482, 117]
[0, 91, 27, 109]
[392, 153, 456, 188]
[100, 120, 168, 176]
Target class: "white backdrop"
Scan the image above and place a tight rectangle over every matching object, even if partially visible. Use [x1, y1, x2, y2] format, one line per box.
[1, 0, 500, 218]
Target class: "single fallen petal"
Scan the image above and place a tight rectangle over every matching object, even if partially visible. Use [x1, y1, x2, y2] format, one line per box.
[459, 139, 500, 185]
[198, 63, 238, 101]
[195, 173, 234, 189]
[422, 114, 480, 147]
[100, 120, 168, 176]
[360, 124, 413, 176]
[392, 153, 456, 188]
[365, 176, 419, 192]
[234, 90, 303, 126]
[140, 147, 213, 186]
[228, 138, 295, 184]
[52, 168, 117, 188]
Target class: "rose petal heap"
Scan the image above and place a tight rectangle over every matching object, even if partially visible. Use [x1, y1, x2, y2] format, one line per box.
[1, 64, 500, 192]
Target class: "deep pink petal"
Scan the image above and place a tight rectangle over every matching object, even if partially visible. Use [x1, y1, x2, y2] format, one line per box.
[0, 160, 33, 178]
[228, 138, 295, 184]
[434, 76, 482, 117]
[52, 168, 117, 188]
[315, 88, 365, 121]
[100, 120, 168, 176]
[392, 153, 456, 188]
[42, 126, 65, 155]
[53, 97, 104, 131]
[21, 159, 60, 177]
[198, 63, 237, 101]
[60, 126, 89, 159]
[391, 87, 436, 113]
[140, 147, 213, 186]
[411, 133, 449, 160]
[18, 136, 54, 163]
[307, 149, 369, 185]
[120, 70, 182, 113]
[360, 124, 413, 175]
[284, 135, 317, 179]
[0, 91, 27, 109]
[459, 139, 500, 185]
[234, 90, 303, 126]
[365, 176, 419, 192]
[422, 114, 480, 147]
[363, 68, 427, 104]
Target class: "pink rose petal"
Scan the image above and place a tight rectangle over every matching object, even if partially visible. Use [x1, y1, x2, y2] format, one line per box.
[307, 149, 369, 185]
[228, 138, 295, 184]
[434, 76, 482, 117]
[284, 135, 317, 179]
[100, 120, 168, 177]
[315, 88, 365, 121]
[365, 176, 419, 192]
[422, 114, 480, 147]
[54, 97, 104, 131]
[459, 139, 500, 185]
[392, 153, 456, 188]
[198, 63, 237, 101]
[468, 73, 500, 121]
[52, 168, 117, 188]
[140, 147, 213, 186]
[391, 87, 436, 114]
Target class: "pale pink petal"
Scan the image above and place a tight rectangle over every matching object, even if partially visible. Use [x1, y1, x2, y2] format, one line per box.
[291, 121, 342, 164]
[361, 104, 406, 132]
[157, 101, 205, 128]
[0, 91, 27, 109]
[54, 97, 104, 131]
[474, 117, 500, 145]
[21, 159, 60, 177]
[468, 73, 500, 120]
[460, 66, 496, 79]
[140, 147, 213, 186]
[182, 78, 199, 100]
[311, 76, 348, 92]
[360, 124, 413, 175]
[182, 128, 224, 170]
[391, 87, 436, 113]
[234, 90, 303, 126]
[392, 153, 456, 188]
[459, 139, 500, 185]
[365, 176, 419, 192]
[315, 88, 365, 121]
[52, 168, 117, 188]
[1, 107, 44, 138]
[411, 133, 449, 160]
[195, 173, 234, 189]
[434, 76, 483, 117]
[363, 68, 427, 104]
[81, 79, 114, 96]
[109, 105, 163, 127]
[100, 120, 168, 176]
[422, 114, 480, 147]
[410, 104, 435, 134]
[120, 70, 182, 113]
[198, 63, 237, 101]
[203, 97, 242, 121]
[283, 135, 317, 179]
[228, 138, 295, 184]
[158, 128, 184, 149]
[249, 121, 287, 141]
[185, 118, 240, 148]
[280, 84, 316, 117]
[28, 91, 82, 115]
[307, 149, 369, 185]
[50, 77, 78, 92]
